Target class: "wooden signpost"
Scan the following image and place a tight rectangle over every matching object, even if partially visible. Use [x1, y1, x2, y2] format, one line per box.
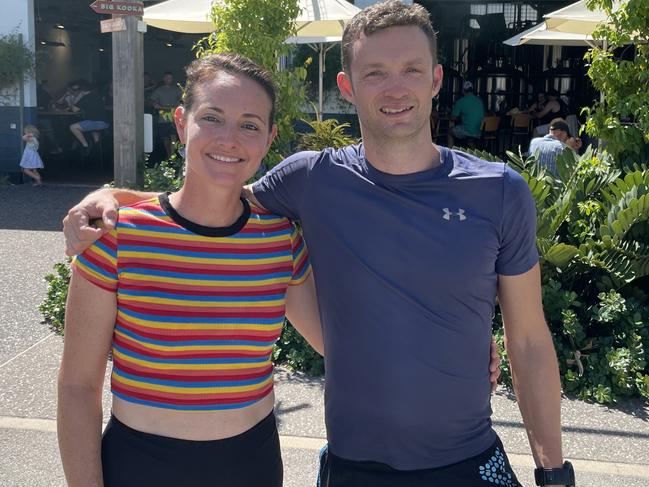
[90, 1, 144, 16]
[91, 0, 144, 187]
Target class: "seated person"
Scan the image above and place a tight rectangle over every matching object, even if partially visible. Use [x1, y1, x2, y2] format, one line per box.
[528, 118, 582, 174]
[531, 89, 568, 136]
[528, 91, 546, 114]
[448, 81, 484, 147]
[69, 81, 110, 156]
[55, 80, 85, 110]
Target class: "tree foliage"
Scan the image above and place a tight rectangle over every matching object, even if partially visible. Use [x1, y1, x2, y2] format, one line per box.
[583, 0, 649, 159]
[194, 0, 308, 170]
[0, 31, 36, 93]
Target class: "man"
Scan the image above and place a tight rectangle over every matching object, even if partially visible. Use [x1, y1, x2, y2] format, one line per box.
[448, 80, 484, 147]
[150, 71, 183, 158]
[63, 2, 571, 486]
[69, 81, 109, 156]
[529, 118, 583, 174]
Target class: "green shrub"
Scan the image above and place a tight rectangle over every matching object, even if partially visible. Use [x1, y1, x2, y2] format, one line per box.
[298, 118, 359, 151]
[143, 154, 184, 192]
[39, 260, 71, 335]
[495, 147, 649, 403]
[273, 322, 324, 375]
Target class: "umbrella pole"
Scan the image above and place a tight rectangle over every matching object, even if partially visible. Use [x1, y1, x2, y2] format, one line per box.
[319, 43, 324, 121]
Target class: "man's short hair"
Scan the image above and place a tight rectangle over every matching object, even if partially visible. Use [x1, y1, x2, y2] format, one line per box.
[549, 118, 571, 136]
[462, 80, 474, 92]
[341, 0, 437, 72]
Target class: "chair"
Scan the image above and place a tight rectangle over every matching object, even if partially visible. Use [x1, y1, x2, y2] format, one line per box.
[480, 116, 501, 154]
[510, 113, 532, 151]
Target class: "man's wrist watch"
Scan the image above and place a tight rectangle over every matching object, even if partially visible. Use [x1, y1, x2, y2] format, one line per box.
[534, 461, 575, 486]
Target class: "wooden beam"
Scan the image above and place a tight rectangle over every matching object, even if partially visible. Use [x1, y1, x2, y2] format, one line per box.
[111, 12, 144, 187]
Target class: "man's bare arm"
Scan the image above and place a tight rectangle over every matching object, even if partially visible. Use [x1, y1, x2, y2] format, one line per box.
[498, 263, 564, 480]
[63, 188, 157, 256]
[64, 186, 268, 256]
[285, 272, 324, 355]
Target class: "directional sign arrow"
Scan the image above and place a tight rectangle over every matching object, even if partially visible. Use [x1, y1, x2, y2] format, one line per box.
[90, 1, 144, 17]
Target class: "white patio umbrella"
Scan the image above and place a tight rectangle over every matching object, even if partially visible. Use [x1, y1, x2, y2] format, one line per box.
[503, 21, 599, 47]
[286, 0, 361, 118]
[143, 0, 214, 33]
[143, 0, 361, 117]
[543, 0, 621, 36]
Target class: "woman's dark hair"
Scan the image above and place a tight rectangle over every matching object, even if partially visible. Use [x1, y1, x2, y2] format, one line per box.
[183, 53, 277, 127]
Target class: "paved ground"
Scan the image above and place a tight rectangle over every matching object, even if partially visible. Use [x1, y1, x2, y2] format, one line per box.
[1, 183, 648, 486]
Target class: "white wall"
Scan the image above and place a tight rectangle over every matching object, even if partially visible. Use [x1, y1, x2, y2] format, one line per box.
[0, 0, 37, 107]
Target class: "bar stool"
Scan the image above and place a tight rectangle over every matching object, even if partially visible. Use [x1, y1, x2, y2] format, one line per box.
[480, 116, 501, 154]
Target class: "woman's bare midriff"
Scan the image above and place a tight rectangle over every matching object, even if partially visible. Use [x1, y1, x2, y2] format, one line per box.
[112, 392, 275, 441]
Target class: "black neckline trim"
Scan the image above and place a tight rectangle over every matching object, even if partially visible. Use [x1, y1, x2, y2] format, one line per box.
[158, 193, 250, 237]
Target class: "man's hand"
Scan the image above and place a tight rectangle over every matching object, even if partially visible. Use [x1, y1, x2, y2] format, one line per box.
[63, 190, 119, 256]
[567, 137, 582, 151]
[490, 338, 501, 393]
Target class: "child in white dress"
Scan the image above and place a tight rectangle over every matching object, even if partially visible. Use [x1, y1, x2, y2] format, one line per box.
[19, 125, 44, 186]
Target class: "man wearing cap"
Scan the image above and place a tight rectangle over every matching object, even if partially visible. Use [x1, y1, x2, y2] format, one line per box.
[448, 80, 485, 147]
[528, 118, 582, 174]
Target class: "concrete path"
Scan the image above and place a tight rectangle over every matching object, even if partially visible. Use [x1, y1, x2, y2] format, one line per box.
[1, 184, 648, 486]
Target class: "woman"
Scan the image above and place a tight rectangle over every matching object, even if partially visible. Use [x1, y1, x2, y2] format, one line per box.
[57, 53, 323, 487]
[531, 89, 568, 136]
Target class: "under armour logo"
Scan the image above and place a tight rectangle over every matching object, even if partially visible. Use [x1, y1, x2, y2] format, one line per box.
[442, 208, 466, 221]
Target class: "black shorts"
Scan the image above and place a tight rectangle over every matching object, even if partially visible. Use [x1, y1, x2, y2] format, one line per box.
[317, 436, 522, 487]
[102, 411, 282, 487]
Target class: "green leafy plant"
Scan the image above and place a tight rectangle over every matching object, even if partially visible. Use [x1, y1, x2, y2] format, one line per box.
[273, 322, 324, 375]
[39, 260, 71, 335]
[496, 147, 649, 403]
[143, 153, 185, 192]
[0, 31, 36, 93]
[298, 118, 359, 151]
[583, 0, 649, 160]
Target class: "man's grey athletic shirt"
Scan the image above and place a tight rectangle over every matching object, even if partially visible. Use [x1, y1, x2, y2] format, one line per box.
[252, 144, 538, 470]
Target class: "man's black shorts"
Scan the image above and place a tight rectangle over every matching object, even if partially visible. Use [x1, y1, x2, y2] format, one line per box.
[317, 436, 522, 487]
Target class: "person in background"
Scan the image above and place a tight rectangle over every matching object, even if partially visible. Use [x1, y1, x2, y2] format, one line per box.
[528, 91, 546, 114]
[448, 80, 485, 147]
[55, 80, 85, 111]
[528, 118, 582, 174]
[69, 81, 110, 156]
[19, 124, 44, 186]
[531, 89, 568, 136]
[150, 71, 183, 158]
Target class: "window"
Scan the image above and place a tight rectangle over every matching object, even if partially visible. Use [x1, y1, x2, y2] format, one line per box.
[469, 3, 537, 29]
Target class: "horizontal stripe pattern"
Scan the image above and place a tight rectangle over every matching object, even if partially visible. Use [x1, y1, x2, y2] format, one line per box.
[72, 196, 310, 410]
